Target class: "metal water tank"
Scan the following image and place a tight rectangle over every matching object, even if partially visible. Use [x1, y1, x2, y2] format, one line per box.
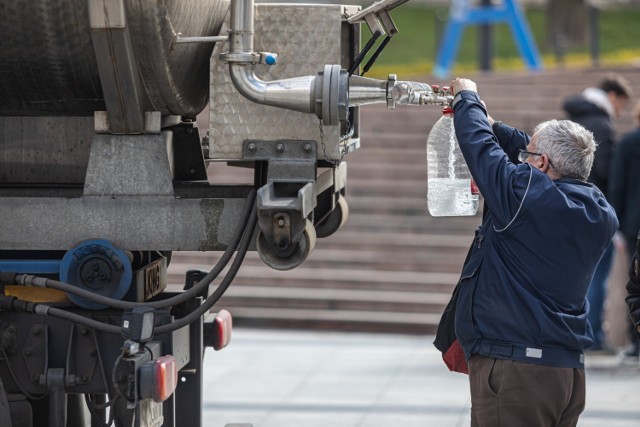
[0, 0, 229, 118]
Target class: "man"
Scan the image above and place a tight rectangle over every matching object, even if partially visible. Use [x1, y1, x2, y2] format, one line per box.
[563, 74, 631, 195]
[563, 74, 632, 351]
[446, 78, 618, 426]
[610, 101, 640, 358]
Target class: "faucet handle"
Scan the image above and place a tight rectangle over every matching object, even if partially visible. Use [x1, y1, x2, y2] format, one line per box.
[259, 52, 278, 66]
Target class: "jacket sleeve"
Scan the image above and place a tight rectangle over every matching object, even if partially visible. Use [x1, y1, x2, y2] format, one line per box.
[453, 91, 531, 228]
[492, 121, 530, 164]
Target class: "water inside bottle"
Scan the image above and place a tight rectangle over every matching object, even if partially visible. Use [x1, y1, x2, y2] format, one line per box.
[427, 178, 478, 216]
[427, 119, 479, 216]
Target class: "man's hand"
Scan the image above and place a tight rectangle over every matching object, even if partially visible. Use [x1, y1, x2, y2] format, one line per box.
[450, 78, 477, 95]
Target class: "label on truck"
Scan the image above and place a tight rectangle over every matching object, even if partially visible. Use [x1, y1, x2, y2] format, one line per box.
[133, 256, 168, 302]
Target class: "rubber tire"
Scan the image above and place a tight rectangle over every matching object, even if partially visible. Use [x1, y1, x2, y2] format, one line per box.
[315, 195, 349, 238]
[257, 219, 317, 271]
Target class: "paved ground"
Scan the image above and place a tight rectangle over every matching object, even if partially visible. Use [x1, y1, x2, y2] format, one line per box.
[201, 328, 640, 427]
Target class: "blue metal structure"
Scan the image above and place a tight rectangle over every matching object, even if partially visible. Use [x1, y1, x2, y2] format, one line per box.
[433, 0, 542, 78]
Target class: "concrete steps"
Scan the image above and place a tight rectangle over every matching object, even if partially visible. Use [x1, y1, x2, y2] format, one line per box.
[169, 66, 640, 334]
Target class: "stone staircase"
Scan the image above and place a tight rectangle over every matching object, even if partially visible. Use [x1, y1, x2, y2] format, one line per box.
[169, 66, 640, 334]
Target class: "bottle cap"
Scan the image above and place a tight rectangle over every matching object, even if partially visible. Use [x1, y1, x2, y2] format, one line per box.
[442, 106, 454, 115]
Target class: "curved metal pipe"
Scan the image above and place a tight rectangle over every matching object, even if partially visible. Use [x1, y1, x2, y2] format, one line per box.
[224, 0, 317, 115]
[229, 64, 317, 114]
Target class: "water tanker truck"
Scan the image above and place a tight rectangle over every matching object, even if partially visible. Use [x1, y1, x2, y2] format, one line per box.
[0, 0, 451, 425]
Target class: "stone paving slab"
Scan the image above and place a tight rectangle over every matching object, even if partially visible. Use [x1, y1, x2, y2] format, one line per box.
[201, 328, 640, 427]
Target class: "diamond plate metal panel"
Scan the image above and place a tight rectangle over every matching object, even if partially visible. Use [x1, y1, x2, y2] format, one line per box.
[209, 4, 358, 161]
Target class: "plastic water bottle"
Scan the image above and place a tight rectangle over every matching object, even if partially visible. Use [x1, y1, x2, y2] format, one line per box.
[426, 107, 479, 216]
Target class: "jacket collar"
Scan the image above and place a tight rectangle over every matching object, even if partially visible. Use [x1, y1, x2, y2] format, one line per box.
[582, 87, 614, 118]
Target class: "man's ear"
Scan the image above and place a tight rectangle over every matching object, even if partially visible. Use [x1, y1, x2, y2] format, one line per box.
[539, 154, 551, 173]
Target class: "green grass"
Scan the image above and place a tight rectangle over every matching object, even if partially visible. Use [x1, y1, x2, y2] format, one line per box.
[361, 5, 640, 79]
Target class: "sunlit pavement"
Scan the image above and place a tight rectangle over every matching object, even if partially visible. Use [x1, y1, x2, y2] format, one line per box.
[201, 328, 640, 427]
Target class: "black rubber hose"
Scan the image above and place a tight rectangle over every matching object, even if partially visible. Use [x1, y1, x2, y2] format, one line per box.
[44, 306, 121, 334]
[154, 205, 258, 335]
[0, 295, 121, 334]
[0, 272, 16, 285]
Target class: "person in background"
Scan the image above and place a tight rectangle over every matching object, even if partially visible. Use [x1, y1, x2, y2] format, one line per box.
[626, 237, 640, 356]
[563, 74, 632, 351]
[441, 78, 618, 427]
[609, 100, 640, 360]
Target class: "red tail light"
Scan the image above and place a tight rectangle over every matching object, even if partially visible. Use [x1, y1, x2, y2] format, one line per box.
[140, 355, 178, 402]
[470, 179, 479, 195]
[213, 309, 232, 350]
[203, 309, 233, 351]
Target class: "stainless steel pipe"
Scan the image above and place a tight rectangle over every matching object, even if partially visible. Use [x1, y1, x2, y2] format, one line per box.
[229, 65, 317, 114]
[224, 0, 318, 115]
[229, 0, 254, 54]
[223, 0, 443, 119]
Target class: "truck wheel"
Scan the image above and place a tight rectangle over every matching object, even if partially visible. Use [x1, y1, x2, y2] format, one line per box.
[315, 195, 349, 238]
[257, 219, 316, 270]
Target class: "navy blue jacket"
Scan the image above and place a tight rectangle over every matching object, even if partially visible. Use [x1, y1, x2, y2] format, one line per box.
[452, 91, 619, 369]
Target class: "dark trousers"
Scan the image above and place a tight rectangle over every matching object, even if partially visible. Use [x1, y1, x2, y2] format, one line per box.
[625, 235, 640, 351]
[468, 355, 585, 427]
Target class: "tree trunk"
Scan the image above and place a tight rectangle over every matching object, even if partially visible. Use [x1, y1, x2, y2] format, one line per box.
[546, 0, 588, 49]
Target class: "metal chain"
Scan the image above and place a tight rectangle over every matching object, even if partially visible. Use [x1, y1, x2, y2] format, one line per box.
[318, 119, 337, 166]
[319, 118, 327, 159]
[318, 117, 349, 166]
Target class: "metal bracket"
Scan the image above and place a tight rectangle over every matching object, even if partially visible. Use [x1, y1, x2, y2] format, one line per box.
[113, 340, 162, 412]
[83, 133, 175, 197]
[346, 0, 410, 32]
[21, 324, 47, 386]
[245, 140, 318, 261]
[46, 368, 67, 427]
[243, 139, 316, 160]
[65, 325, 99, 387]
[244, 139, 317, 184]
[88, 0, 151, 133]
[345, 0, 408, 75]
[167, 122, 208, 181]
[244, 140, 317, 217]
